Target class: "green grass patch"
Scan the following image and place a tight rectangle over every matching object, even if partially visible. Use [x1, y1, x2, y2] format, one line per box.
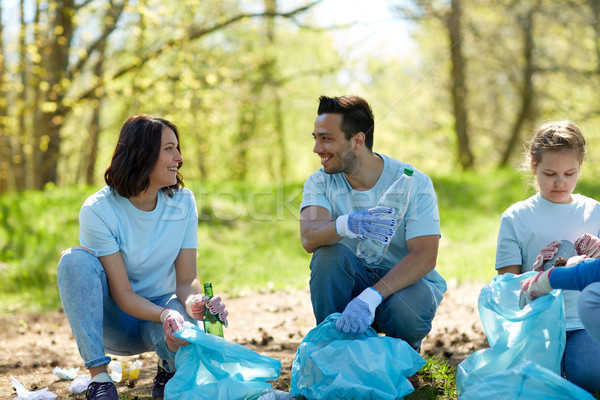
[4, 168, 600, 312]
[407, 356, 457, 399]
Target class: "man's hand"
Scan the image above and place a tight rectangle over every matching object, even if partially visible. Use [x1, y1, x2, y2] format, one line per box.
[185, 294, 229, 327]
[532, 240, 560, 272]
[336, 287, 383, 334]
[160, 308, 189, 348]
[519, 268, 554, 309]
[575, 234, 600, 259]
[335, 207, 395, 243]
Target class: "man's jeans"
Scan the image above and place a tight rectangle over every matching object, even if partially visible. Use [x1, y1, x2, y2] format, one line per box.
[309, 243, 441, 349]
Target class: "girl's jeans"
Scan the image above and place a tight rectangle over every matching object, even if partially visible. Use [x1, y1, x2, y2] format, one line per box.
[309, 243, 442, 349]
[57, 247, 194, 373]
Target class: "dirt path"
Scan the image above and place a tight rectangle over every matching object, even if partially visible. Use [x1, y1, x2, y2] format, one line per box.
[0, 281, 488, 399]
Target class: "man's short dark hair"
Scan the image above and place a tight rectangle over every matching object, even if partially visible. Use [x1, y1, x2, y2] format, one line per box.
[317, 95, 375, 150]
[104, 114, 184, 198]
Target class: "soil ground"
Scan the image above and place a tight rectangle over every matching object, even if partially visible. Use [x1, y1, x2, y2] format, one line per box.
[0, 281, 489, 399]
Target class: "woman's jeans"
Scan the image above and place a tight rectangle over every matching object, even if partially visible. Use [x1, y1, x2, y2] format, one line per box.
[561, 281, 600, 393]
[309, 243, 442, 349]
[57, 247, 193, 373]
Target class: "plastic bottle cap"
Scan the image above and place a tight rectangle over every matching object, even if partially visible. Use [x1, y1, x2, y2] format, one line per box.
[403, 168, 414, 176]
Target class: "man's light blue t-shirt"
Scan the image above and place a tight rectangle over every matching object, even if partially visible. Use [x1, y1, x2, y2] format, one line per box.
[79, 186, 198, 299]
[300, 153, 446, 294]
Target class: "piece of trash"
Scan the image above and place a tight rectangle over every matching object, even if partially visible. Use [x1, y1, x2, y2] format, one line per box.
[11, 376, 57, 400]
[68, 374, 91, 394]
[107, 360, 142, 383]
[51, 366, 79, 380]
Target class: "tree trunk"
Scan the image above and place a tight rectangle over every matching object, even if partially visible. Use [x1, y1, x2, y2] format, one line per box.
[499, 7, 536, 168]
[447, 0, 474, 170]
[84, 38, 108, 185]
[0, 1, 7, 192]
[590, 0, 600, 73]
[15, 0, 28, 191]
[32, 0, 75, 189]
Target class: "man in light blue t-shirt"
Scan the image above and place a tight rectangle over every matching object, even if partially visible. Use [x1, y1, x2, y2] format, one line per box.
[300, 95, 446, 349]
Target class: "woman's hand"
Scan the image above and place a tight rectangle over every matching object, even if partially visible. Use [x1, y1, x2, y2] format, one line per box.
[185, 294, 229, 327]
[160, 308, 189, 351]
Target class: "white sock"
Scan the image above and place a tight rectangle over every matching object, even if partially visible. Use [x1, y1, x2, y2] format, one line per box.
[91, 372, 112, 383]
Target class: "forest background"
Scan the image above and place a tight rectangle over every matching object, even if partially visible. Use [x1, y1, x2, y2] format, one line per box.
[2, 0, 600, 308]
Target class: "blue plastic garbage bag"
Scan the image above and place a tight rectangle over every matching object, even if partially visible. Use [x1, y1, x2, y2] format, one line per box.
[290, 313, 425, 400]
[457, 273, 566, 395]
[164, 323, 281, 400]
[460, 361, 595, 400]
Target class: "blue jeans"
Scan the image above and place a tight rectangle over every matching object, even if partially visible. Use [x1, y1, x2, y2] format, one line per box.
[561, 282, 600, 393]
[56, 247, 194, 373]
[309, 243, 441, 349]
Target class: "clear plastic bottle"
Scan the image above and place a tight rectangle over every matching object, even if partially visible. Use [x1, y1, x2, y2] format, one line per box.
[356, 167, 413, 264]
[203, 282, 224, 337]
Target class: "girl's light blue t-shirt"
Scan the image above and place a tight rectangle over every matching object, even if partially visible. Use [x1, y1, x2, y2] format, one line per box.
[300, 153, 446, 295]
[496, 193, 600, 330]
[79, 186, 198, 299]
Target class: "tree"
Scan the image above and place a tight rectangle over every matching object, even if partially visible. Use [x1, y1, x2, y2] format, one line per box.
[392, 0, 474, 170]
[0, 0, 323, 192]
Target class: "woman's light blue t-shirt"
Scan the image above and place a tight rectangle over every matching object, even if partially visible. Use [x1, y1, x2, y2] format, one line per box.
[300, 153, 446, 295]
[79, 186, 198, 299]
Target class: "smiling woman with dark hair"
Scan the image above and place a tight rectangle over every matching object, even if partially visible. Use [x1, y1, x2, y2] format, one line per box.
[57, 115, 228, 400]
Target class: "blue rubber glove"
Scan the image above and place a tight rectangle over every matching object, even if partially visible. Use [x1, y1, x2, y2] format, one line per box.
[335, 207, 395, 243]
[336, 287, 383, 334]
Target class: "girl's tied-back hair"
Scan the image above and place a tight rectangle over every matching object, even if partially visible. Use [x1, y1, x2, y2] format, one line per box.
[104, 114, 184, 198]
[525, 120, 587, 168]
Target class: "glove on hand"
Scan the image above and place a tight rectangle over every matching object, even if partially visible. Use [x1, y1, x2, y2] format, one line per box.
[532, 240, 560, 272]
[575, 234, 600, 259]
[336, 207, 396, 243]
[565, 255, 588, 266]
[186, 294, 229, 327]
[519, 268, 554, 309]
[160, 308, 189, 348]
[336, 287, 383, 334]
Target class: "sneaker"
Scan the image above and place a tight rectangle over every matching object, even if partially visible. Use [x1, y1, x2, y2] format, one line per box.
[152, 364, 175, 400]
[86, 381, 118, 400]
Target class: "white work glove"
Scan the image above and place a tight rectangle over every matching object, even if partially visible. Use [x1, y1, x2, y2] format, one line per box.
[185, 294, 229, 327]
[336, 287, 383, 334]
[160, 308, 189, 348]
[575, 234, 600, 259]
[336, 207, 396, 243]
[519, 268, 554, 309]
[532, 240, 560, 272]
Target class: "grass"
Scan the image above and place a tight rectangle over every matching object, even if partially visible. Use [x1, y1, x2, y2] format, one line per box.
[4, 168, 600, 399]
[407, 356, 457, 399]
[0, 168, 537, 312]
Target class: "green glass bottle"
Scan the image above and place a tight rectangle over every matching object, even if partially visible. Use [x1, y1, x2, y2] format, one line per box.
[203, 282, 224, 338]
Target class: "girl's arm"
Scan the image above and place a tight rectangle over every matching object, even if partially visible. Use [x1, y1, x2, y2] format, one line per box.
[99, 251, 164, 321]
[498, 265, 521, 275]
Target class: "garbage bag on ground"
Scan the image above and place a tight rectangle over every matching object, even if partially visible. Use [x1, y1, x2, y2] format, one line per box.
[290, 313, 425, 400]
[164, 323, 282, 400]
[457, 273, 567, 396]
[460, 361, 595, 400]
